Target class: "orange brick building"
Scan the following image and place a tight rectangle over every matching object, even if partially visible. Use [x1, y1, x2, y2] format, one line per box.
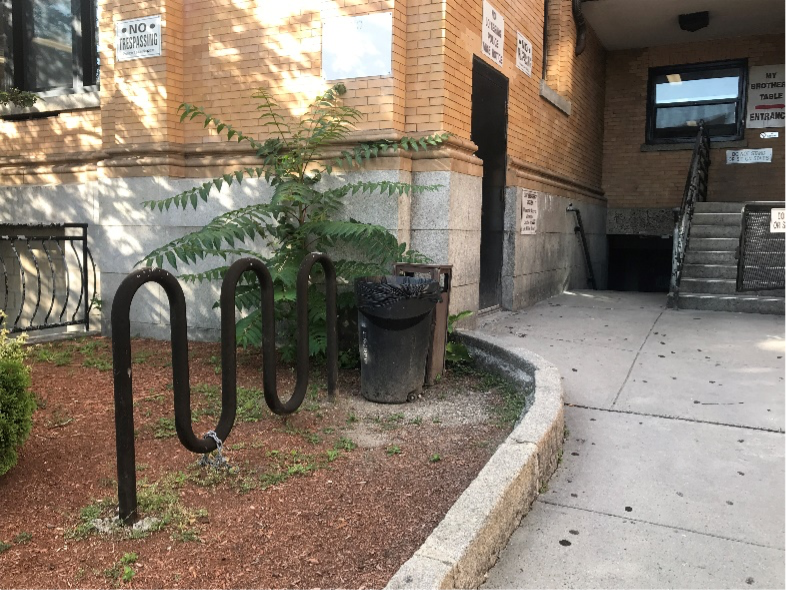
[0, 0, 783, 335]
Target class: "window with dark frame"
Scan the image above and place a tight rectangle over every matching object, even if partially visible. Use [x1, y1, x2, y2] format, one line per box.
[1, 0, 98, 97]
[646, 59, 748, 144]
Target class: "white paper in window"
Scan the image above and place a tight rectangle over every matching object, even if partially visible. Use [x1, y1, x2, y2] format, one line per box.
[321, 13, 392, 81]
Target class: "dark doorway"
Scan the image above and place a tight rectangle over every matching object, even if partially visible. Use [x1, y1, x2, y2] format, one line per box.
[607, 235, 672, 292]
[471, 56, 509, 309]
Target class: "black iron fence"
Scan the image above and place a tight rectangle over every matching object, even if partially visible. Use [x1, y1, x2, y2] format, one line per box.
[737, 202, 786, 292]
[0, 223, 96, 333]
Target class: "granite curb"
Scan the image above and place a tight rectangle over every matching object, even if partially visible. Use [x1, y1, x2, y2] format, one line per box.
[385, 330, 565, 589]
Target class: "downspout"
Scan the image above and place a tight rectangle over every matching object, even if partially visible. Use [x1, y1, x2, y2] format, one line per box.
[572, 0, 587, 56]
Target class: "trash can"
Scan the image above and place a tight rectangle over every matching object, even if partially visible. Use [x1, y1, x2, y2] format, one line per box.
[393, 263, 453, 386]
[355, 275, 442, 403]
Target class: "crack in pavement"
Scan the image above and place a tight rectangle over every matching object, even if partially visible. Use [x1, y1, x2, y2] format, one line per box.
[611, 307, 666, 408]
[536, 499, 786, 551]
[565, 403, 786, 434]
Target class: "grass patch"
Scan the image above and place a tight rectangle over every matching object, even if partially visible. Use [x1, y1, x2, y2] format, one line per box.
[104, 552, 138, 585]
[386, 444, 401, 456]
[12, 532, 31, 545]
[34, 344, 73, 366]
[68, 475, 209, 542]
[152, 417, 177, 439]
[0, 541, 11, 553]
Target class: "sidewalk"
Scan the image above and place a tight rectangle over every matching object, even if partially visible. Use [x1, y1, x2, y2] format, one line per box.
[478, 291, 785, 589]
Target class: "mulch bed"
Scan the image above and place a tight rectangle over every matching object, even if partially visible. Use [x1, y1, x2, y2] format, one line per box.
[0, 336, 514, 589]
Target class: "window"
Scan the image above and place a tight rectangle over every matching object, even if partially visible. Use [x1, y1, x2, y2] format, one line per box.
[1, 0, 98, 97]
[646, 60, 747, 144]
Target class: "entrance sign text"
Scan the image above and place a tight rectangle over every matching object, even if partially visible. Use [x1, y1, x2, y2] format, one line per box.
[726, 148, 773, 164]
[482, 1, 504, 67]
[115, 16, 162, 62]
[516, 32, 532, 76]
[521, 189, 538, 234]
[746, 65, 785, 128]
[771, 209, 785, 233]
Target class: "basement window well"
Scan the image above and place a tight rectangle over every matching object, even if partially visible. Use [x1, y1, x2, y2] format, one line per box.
[646, 59, 747, 144]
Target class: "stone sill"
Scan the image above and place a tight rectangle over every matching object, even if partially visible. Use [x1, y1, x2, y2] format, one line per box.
[539, 80, 571, 116]
[640, 139, 747, 152]
[0, 90, 100, 119]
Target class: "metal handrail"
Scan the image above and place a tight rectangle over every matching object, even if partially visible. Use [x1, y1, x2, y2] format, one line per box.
[566, 204, 596, 290]
[669, 124, 711, 306]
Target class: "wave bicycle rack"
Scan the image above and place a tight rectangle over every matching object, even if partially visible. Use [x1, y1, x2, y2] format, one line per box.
[112, 253, 337, 524]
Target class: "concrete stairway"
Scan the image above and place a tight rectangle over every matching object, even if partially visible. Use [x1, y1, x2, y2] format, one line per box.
[678, 202, 785, 314]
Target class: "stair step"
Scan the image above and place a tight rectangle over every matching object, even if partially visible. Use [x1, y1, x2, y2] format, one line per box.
[678, 293, 785, 315]
[688, 238, 739, 251]
[685, 251, 737, 265]
[681, 278, 737, 294]
[692, 212, 742, 226]
[683, 264, 738, 279]
[694, 202, 745, 214]
[691, 225, 741, 238]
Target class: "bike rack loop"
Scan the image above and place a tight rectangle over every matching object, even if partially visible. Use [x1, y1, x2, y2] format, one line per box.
[112, 254, 338, 524]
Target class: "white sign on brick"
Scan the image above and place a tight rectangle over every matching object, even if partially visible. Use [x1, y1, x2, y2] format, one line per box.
[482, 1, 504, 67]
[746, 64, 785, 129]
[521, 189, 538, 234]
[771, 208, 786, 233]
[516, 32, 532, 76]
[115, 15, 162, 62]
[726, 148, 773, 164]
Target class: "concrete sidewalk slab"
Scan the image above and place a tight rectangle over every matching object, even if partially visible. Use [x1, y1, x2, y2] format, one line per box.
[542, 407, 785, 548]
[479, 306, 661, 351]
[640, 309, 786, 368]
[617, 350, 785, 430]
[462, 333, 637, 408]
[546, 290, 668, 311]
[482, 501, 786, 589]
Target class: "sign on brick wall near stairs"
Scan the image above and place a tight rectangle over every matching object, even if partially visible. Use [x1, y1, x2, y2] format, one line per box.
[115, 15, 162, 62]
[482, 1, 504, 67]
[746, 65, 785, 128]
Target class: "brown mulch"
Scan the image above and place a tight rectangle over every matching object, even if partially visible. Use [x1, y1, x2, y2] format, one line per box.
[0, 336, 512, 589]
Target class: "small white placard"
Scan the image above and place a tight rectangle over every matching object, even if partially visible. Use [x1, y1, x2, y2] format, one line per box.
[746, 64, 785, 129]
[115, 15, 162, 62]
[521, 190, 538, 234]
[516, 32, 532, 76]
[322, 13, 392, 81]
[760, 131, 779, 139]
[726, 148, 773, 164]
[482, 1, 504, 67]
[771, 208, 786, 233]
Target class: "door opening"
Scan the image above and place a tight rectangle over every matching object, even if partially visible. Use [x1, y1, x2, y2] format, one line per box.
[471, 56, 509, 310]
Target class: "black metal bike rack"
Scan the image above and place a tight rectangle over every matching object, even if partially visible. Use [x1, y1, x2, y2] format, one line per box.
[112, 253, 337, 524]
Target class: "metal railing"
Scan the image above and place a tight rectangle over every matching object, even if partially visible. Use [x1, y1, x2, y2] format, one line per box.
[0, 223, 96, 332]
[736, 202, 786, 292]
[111, 253, 338, 524]
[669, 124, 710, 306]
[566, 204, 596, 290]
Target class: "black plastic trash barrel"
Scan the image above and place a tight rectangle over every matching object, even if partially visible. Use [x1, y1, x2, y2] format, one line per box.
[355, 275, 441, 403]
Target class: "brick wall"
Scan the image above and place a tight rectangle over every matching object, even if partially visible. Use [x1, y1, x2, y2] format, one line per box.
[441, 0, 606, 193]
[603, 34, 786, 209]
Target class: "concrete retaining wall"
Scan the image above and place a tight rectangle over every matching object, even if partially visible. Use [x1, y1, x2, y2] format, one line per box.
[386, 330, 565, 589]
[503, 188, 607, 310]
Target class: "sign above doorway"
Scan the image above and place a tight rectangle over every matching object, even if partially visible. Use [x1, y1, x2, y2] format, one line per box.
[482, 1, 504, 67]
